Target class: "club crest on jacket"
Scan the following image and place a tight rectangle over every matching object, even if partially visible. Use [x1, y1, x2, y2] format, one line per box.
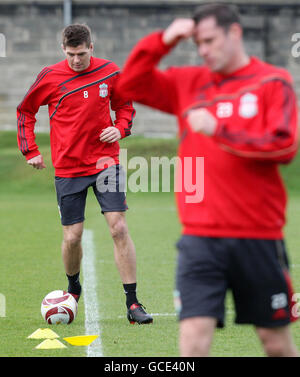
[99, 83, 108, 98]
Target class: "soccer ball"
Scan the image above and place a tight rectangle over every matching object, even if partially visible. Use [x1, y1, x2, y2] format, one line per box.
[41, 290, 78, 325]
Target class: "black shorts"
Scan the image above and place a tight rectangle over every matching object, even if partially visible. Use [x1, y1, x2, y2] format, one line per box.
[55, 165, 128, 226]
[175, 235, 297, 328]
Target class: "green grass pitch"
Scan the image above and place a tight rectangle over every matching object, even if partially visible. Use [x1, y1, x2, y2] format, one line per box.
[0, 131, 300, 357]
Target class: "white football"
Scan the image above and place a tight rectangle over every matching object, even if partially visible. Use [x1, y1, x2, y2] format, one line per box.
[41, 290, 78, 325]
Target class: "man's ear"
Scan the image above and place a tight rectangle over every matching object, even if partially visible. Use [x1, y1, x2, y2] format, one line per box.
[229, 23, 243, 40]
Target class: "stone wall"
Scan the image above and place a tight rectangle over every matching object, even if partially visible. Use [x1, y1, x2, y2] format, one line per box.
[1, 0, 300, 136]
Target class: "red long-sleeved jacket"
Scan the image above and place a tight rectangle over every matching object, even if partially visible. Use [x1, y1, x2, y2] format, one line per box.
[17, 57, 135, 177]
[116, 31, 299, 239]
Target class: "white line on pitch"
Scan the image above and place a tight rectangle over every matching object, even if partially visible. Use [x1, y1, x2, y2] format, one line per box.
[117, 309, 235, 319]
[118, 312, 177, 319]
[82, 229, 103, 357]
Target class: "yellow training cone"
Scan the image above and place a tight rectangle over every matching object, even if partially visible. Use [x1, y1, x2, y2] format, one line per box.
[35, 339, 67, 349]
[63, 335, 98, 346]
[27, 328, 59, 339]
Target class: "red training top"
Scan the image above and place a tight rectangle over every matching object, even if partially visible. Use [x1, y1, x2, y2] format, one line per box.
[116, 31, 299, 240]
[17, 57, 135, 177]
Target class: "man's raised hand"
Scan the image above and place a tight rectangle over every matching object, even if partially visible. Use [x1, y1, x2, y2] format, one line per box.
[162, 18, 195, 46]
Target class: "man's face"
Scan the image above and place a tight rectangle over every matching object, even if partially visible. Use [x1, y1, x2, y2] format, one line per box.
[193, 17, 238, 73]
[63, 43, 93, 72]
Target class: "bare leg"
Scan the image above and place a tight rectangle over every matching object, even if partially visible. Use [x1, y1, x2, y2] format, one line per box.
[256, 325, 299, 357]
[104, 212, 153, 323]
[62, 222, 84, 276]
[104, 212, 136, 284]
[179, 317, 216, 357]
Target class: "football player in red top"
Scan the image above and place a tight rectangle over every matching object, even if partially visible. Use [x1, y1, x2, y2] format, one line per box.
[116, 4, 299, 354]
[17, 24, 153, 325]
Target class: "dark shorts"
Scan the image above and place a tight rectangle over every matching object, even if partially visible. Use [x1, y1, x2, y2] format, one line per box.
[175, 235, 297, 328]
[55, 164, 128, 226]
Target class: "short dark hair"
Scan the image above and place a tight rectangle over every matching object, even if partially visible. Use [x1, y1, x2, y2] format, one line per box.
[62, 24, 92, 48]
[193, 3, 241, 31]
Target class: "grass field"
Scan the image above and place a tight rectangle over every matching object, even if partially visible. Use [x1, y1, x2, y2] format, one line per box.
[1, 130, 300, 357]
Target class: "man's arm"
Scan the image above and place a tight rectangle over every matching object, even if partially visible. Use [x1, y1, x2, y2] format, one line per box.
[100, 73, 136, 143]
[187, 77, 299, 163]
[116, 19, 195, 115]
[17, 67, 53, 167]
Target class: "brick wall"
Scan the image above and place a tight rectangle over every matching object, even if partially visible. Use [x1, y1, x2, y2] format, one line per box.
[1, 1, 300, 136]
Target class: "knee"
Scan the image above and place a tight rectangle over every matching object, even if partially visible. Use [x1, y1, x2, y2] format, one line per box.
[181, 334, 211, 357]
[261, 338, 286, 357]
[63, 229, 82, 249]
[180, 318, 215, 357]
[258, 329, 287, 357]
[109, 218, 128, 241]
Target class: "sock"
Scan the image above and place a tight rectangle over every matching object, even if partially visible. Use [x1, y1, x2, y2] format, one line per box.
[123, 283, 138, 309]
[67, 272, 81, 296]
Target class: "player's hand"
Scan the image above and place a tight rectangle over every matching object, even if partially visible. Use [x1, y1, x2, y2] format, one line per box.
[162, 18, 195, 46]
[99, 127, 121, 143]
[187, 108, 217, 136]
[27, 154, 46, 170]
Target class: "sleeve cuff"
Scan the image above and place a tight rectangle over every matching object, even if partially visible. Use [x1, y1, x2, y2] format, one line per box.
[115, 124, 129, 139]
[24, 149, 40, 161]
